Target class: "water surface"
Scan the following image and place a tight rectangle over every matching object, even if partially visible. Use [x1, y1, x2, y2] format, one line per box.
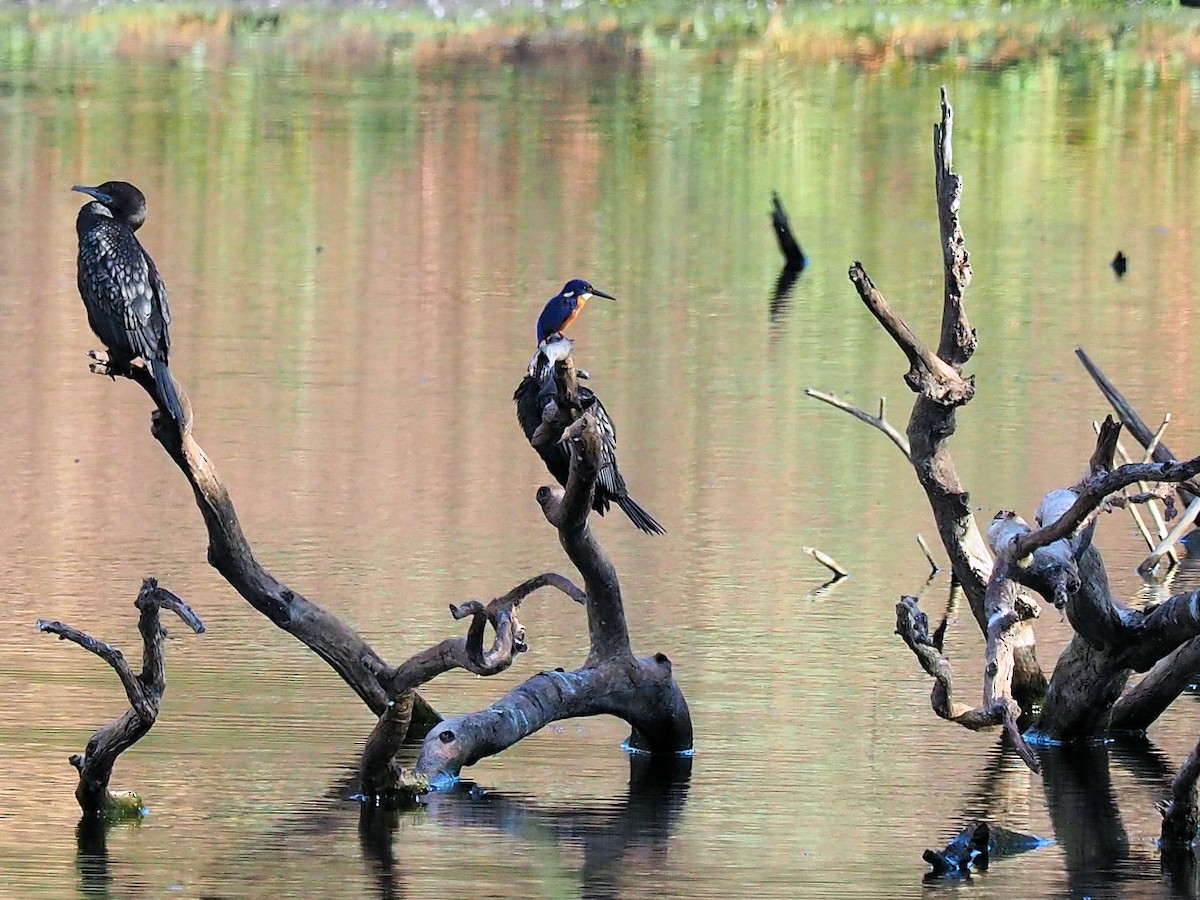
[2, 18, 1200, 899]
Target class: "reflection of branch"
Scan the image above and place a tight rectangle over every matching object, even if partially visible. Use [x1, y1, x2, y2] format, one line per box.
[38, 579, 204, 816]
[424, 754, 692, 900]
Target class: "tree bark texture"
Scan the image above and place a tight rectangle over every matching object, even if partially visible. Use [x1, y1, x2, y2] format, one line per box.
[37, 579, 204, 817]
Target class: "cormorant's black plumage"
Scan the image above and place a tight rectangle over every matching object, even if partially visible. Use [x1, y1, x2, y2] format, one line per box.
[514, 348, 665, 536]
[73, 181, 185, 424]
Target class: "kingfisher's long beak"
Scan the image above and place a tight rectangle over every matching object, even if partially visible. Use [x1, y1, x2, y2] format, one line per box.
[72, 185, 114, 204]
[589, 287, 616, 302]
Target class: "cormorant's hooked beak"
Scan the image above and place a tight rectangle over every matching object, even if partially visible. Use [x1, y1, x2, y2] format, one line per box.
[587, 287, 616, 302]
[72, 185, 114, 205]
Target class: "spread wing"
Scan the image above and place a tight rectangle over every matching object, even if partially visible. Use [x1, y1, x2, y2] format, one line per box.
[78, 221, 170, 363]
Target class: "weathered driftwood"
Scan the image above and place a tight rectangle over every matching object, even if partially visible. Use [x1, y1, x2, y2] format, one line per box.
[37, 578, 204, 817]
[86, 350, 588, 802]
[359, 573, 585, 803]
[411, 351, 693, 783]
[813, 89, 1200, 771]
[821, 89, 1046, 711]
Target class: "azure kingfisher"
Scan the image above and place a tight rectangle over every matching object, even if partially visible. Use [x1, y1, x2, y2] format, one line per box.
[535, 279, 615, 345]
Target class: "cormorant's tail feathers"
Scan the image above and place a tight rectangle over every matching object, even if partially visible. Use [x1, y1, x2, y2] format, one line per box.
[615, 495, 666, 535]
[153, 362, 186, 425]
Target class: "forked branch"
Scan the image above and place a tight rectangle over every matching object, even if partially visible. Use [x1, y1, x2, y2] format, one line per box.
[37, 578, 204, 817]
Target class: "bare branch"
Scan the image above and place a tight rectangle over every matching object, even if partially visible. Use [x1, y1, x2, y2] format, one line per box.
[1076, 347, 1200, 502]
[38, 582, 204, 816]
[37, 620, 151, 722]
[804, 388, 911, 459]
[917, 533, 940, 575]
[933, 85, 976, 367]
[802, 546, 849, 579]
[1140, 498, 1200, 576]
[103, 360, 441, 731]
[1009, 457, 1200, 561]
[848, 263, 974, 407]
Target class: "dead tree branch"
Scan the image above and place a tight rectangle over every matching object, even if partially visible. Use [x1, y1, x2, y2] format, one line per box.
[1076, 348, 1200, 504]
[837, 88, 1045, 710]
[37, 578, 204, 817]
[89, 351, 589, 805]
[412, 350, 693, 783]
[1006, 457, 1200, 563]
[359, 574, 584, 803]
[770, 190, 806, 270]
[804, 389, 910, 459]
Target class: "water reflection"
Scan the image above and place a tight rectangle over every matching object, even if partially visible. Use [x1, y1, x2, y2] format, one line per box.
[75, 819, 113, 899]
[420, 754, 691, 900]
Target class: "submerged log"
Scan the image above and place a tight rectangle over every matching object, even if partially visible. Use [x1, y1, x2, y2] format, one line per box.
[37, 579, 204, 817]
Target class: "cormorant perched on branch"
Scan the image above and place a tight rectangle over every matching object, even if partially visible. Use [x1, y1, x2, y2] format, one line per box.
[514, 336, 665, 535]
[73, 181, 185, 424]
[536, 279, 615, 345]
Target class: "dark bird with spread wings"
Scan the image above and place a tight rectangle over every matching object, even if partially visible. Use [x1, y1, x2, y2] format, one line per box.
[514, 336, 665, 535]
[73, 181, 185, 424]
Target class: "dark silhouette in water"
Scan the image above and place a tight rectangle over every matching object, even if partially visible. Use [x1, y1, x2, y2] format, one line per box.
[1111, 250, 1128, 278]
[514, 336, 665, 535]
[73, 181, 185, 423]
[769, 191, 807, 323]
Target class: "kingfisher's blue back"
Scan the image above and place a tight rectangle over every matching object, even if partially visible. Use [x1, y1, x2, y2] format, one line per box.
[537, 293, 577, 344]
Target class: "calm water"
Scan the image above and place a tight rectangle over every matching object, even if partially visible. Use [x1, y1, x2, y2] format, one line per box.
[2, 15, 1200, 899]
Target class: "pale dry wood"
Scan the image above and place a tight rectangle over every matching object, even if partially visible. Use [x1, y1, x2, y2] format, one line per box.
[805, 389, 911, 459]
[1140, 498, 1200, 576]
[802, 546, 849, 578]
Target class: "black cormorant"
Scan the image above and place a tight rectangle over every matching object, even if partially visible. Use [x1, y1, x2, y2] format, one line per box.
[514, 337, 665, 535]
[73, 181, 185, 424]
